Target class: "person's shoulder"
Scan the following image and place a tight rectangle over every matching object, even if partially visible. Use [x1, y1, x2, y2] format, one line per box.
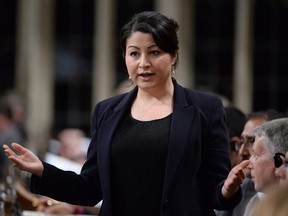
[90, 93, 129, 124]
[175, 83, 226, 126]
[181, 85, 223, 107]
[93, 87, 137, 113]
[99, 93, 128, 105]
[93, 93, 128, 113]
[174, 81, 220, 100]
[187, 88, 219, 100]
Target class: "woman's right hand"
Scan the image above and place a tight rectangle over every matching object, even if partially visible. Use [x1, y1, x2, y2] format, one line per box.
[3, 143, 44, 177]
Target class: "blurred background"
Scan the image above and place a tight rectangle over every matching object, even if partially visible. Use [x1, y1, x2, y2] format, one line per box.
[0, 0, 288, 153]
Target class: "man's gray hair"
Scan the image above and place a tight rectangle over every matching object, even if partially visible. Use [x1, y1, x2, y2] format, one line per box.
[254, 118, 288, 155]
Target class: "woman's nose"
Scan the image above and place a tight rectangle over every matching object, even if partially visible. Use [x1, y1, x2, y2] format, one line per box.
[139, 55, 150, 68]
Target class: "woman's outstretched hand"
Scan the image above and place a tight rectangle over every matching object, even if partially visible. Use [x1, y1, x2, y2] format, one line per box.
[221, 160, 250, 199]
[3, 143, 44, 177]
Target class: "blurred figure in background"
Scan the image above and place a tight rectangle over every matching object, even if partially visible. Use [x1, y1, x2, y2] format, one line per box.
[57, 128, 89, 165]
[1, 90, 27, 141]
[237, 111, 268, 175]
[251, 185, 288, 216]
[224, 106, 247, 168]
[44, 128, 90, 173]
[0, 102, 25, 179]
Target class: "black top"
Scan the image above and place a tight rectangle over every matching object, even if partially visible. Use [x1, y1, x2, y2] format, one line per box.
[110, 113, 172, 216]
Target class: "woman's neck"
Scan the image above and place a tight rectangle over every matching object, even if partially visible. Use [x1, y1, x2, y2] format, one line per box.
[131, 83, 174, 121]
[136, 80, 174, 102]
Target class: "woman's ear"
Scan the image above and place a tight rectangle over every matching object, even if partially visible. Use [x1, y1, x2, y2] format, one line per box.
[173, 52, 178, 65]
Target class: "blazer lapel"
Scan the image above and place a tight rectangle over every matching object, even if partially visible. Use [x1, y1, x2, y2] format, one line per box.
[162, 82, 197, 196]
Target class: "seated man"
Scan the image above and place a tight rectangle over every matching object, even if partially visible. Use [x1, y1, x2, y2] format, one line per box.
[224, 106, 247, 168]
[243, 118, 288, 216]
[252, 147, 288, 216]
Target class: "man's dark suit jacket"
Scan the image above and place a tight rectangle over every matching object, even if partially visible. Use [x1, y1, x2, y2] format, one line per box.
[31, 80, 241, 216]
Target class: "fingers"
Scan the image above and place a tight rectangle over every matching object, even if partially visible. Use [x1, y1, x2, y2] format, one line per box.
[3, 144, 20, 170]
[236, 170, 245, 184]
[11, 142, 27, 154]
[3, 144, 16, 159]
[225, 161, 250, 189]
[36, 197, 56, 212]
[232, 160, 249, 176]
[3, 143, 23, 155]
[238, 160, 250, 169]
[235, 160, 250, 180]
[3, 143, 26, 169]
[221, 160, 251, 199]
[3, 143, 19, 158]
[37, 199, 67, 214]
[238, 170, 245, 181]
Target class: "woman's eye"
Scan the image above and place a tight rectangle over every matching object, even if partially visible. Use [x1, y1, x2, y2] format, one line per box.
[130, 51, 139, 57]
[150, 50, 160, 56]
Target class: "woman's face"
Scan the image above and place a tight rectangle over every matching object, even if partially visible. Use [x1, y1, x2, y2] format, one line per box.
[125, 31, 177, 91]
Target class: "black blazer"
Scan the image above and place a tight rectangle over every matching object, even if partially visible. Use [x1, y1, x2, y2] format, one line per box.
[31, 80, 241, 216]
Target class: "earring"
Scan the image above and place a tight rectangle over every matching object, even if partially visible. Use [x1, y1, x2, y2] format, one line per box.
[171, 64, 175, 78]
[128, 76, 133, 84]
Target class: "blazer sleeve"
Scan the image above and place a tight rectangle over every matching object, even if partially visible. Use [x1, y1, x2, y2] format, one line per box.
[30, 93, 129, 207]
[30, 161, 102, 206]
[30, 104, 104, 206]
[198, 95, 242, 210]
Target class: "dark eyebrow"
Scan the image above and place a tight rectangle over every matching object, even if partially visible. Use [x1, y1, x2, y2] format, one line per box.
[127, 45, 139, 49]
[127, 44, 158, 50]
[147, 44, 158, 49]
